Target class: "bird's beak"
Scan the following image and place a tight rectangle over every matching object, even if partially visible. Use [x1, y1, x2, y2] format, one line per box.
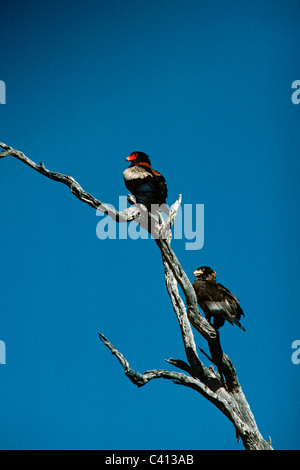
[126, 154, 136, 161]
[193, 269, 202, 277]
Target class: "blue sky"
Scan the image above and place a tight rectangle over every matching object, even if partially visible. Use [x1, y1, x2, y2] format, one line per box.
[0, 0, 299, 450]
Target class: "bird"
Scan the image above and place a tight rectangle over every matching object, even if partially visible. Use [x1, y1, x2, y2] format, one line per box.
[123, 151, 168, 214]
[192, 266, 245, 331]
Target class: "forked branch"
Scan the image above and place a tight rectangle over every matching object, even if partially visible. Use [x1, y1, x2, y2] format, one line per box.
[98, 333, 227, 407]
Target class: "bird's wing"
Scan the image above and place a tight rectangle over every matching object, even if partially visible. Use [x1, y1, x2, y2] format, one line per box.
[216, 282, 240, 303]
[193, 279, 222, 302]
[205, 299, 244, 323]
[128, 179, 165, 210]
[147, 169, 168, 201]
[155, 174, 168, 200]
[216, 283, 245, 319]
[193, 279, 245, 330]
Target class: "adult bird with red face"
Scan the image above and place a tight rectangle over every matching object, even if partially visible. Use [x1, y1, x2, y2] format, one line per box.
[123, 151, 168, 214]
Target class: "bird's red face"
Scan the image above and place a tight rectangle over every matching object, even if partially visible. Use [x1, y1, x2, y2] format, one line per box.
[126, 152, 139, 162]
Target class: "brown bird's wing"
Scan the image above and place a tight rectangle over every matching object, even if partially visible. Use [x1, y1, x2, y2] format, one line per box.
[193, 279, 221, 324]
[193, 279, 245, 331]
[216, 282, 240, 304]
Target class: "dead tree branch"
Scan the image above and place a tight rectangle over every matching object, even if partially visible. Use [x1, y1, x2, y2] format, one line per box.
[98, 333, 228, 406]
[0, 142, 140, 223]
[1, 142, 273, 450]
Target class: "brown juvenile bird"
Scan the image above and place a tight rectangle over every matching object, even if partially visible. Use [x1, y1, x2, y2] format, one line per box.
[193, 266, 245, 331]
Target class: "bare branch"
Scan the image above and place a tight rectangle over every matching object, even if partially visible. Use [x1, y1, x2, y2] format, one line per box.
[98, 334, 227, 407]
[0, 142, 140, 223]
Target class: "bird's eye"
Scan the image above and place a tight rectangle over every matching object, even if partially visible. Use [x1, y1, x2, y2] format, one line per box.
[132, 152, 138, 158]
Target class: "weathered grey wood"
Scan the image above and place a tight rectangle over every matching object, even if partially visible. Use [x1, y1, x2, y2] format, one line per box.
[0, 142, 273, 450]
[0, 142, 140, 223]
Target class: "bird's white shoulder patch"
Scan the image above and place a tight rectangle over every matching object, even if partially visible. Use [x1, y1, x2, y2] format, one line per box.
[123, 166, 153, 181]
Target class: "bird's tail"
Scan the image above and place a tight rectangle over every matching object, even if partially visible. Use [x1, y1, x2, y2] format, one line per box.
[232, 318, 246, 332]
